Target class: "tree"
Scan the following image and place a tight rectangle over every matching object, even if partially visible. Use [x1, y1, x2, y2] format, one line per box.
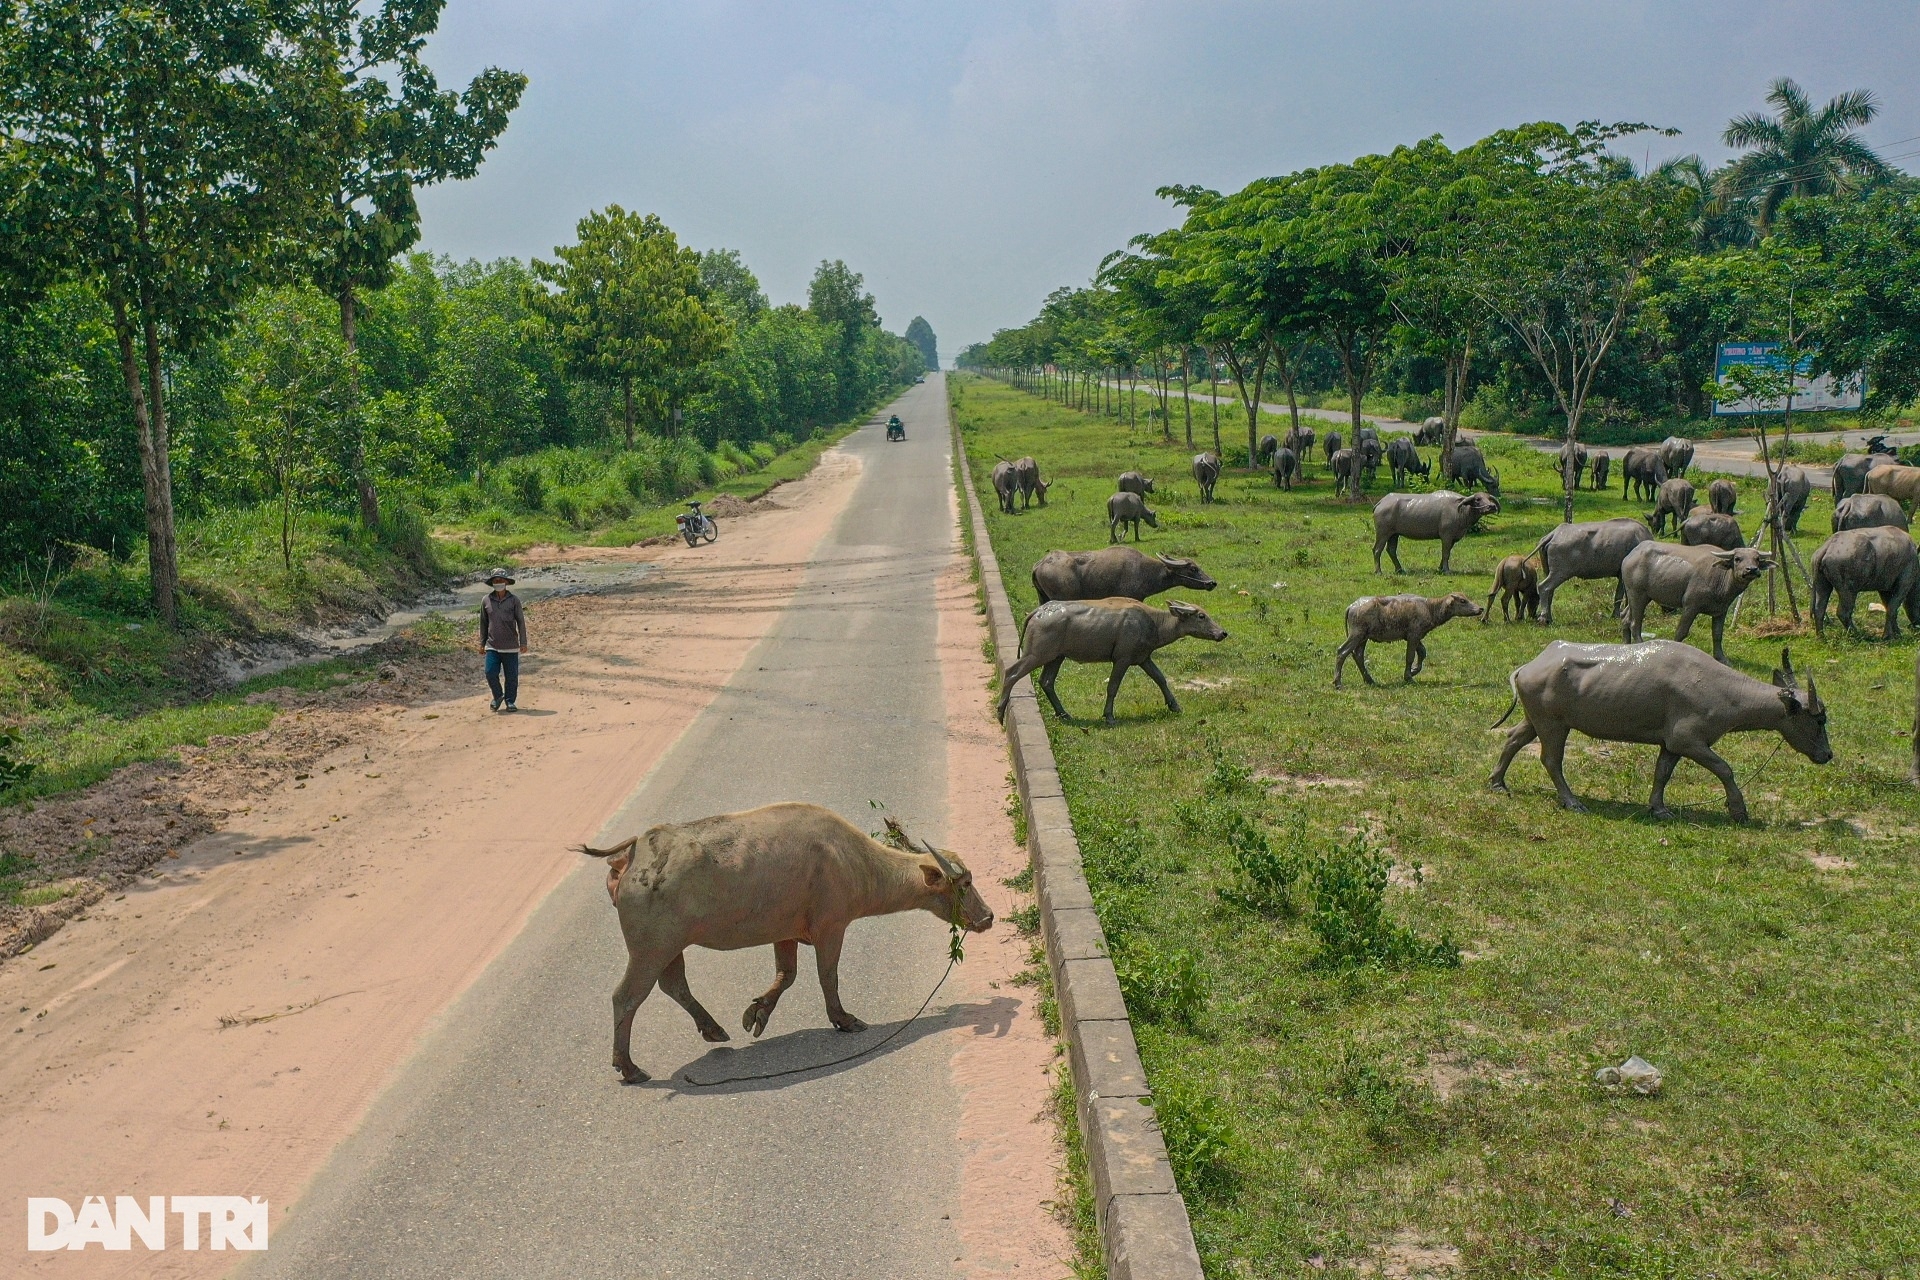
[1782, 188, 1920, 414]
[227, 290, 347, 571]
[1651, 154, 1754, 253]
[0, 0, 343, 621]
[530, 207, 730, 448]
[1720, 78, 1889, 234]
[307, 0, 524, 528]
[808, 260, 879, 414]
[1463, 122, 1688, 521]
[698, 249, 768, 326]
[904, 316, 938, 371]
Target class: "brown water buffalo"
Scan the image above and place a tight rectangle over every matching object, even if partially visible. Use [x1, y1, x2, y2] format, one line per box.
[991, 460, 1018, 514]
[1014, 456, 1051, 509]
[1192, 452, 1221, 503]
[1649, 477, 1696, 535]
[1490, 642, 1830, 822]
[1285, 423, 1316, 460]
[1866, 463, 1920, 510]
[1372, 490, 1500, 574]
[1810, 525, 1920, 639]
[1532, 518, 1654, 623]
[1707, 478, 1739, 515]
[1032, 547, 1217, 603]
[1334, 592, 1483, 687]
[1484, 554, 1540, 623]
[1117, 470, 1155, 497]
[998, 598, 1228, 723]
[580, 803, 994, 1082]
[1107, 491, 1159, 542]
[1770, 464, 1811, 532]
[1621, 447, 1666, 501]
[1620, 542, 1772, 663]
[1832, 493, 1910, 533]
[1680, 510, 1744, 551]
[1588, 452, 1611, 492]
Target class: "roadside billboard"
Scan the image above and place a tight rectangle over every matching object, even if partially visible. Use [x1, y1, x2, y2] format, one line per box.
[1711, 341, 1864, 415]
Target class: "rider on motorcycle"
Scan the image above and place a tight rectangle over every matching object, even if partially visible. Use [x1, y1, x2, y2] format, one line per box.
[886, 414, 904, 440]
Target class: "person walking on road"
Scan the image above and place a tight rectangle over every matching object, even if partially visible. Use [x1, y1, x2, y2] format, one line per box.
[480, 569, 529, 712]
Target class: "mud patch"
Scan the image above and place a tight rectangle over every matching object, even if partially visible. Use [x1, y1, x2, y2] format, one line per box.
[1355, 1230, 1462, 1277]
[1258, 770, 1365, 793]
[1805, 852, 1857, 873]
[1177, 675, 1233, 692]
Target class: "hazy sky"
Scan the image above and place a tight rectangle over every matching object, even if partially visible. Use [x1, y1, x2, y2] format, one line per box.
[413, 1, 1920, 359]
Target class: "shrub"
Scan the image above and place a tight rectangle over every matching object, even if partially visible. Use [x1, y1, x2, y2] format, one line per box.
[1218, 810, 1304, 917]
[1307, 835, 1459, 971]
[1112, 938, 1208, 1028]
[0, 729, 36, 793]
[551, 490, 584, 528]
[501, 462, 545, 512]
[1332, 1047, 1434, 1146]
[1153, 1076, 1238, 1198]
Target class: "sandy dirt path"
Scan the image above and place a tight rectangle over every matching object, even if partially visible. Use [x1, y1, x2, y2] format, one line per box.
[2, 450, 865, 1277]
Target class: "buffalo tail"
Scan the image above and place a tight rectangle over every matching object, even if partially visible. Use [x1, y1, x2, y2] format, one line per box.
[577, 836, 639, 860]
[1490, 669, 1522, 729]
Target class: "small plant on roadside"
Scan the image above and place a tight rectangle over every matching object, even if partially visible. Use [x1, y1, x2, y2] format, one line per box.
[1307, 835, 1459, 971]
[1153, 1075, 1239, 1199]
[1333, 1046, 1435, 1148]
[1112, 938, 1208, 1028]
[1218, 809, 1304, 917]
[1009, 902, 1041, 937]
[0, 731, 37, 794]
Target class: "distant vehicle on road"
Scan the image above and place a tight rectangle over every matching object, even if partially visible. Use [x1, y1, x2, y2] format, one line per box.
[676, 500, 718, 547]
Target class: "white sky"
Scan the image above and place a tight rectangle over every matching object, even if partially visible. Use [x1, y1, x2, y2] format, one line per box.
[413, 1, 1920, 360]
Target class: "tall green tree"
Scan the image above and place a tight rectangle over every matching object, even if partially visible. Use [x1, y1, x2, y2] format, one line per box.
[0, 0, 343, 621]
[530, 207, 730, 448]
[1464, 122, 1687, 521]
[1720, 78, 1889, 234]
[308, 0, 524, 528]
[807, 259, 879, 414]
[904, 315, 938, 371]
[698, 249, 768, 326]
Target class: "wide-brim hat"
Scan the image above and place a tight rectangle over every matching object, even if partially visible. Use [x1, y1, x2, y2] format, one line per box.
[485, 568, 515, 585]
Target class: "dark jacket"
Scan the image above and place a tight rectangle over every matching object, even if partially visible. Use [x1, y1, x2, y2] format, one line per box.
[481, 591, 528, 651]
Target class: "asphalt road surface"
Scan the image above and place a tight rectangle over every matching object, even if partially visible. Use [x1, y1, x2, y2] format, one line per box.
[251, 377, 972, 1279]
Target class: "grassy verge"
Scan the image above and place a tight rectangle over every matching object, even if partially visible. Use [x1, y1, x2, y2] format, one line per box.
[953, 372, 1920, 1278]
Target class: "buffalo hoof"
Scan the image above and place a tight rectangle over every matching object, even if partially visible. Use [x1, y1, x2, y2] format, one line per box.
[830, 1013, 868, 1033]
[617, 1061, 649, 1085]
[700, 1023, 731, 1044]
[1558, 797, 1590, 813]
[743, 1001, 772, 1038]
[1487, 778, 1508, 793]
[1650, 805, 1675, 820]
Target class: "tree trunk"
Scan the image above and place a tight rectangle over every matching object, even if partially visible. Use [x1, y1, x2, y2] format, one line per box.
[622, 376, 635, 449]
[340, 286, 380, 528]
[1181, 349, 1194, 447]
[1561, 404, 1581, 524]
[110, 300, 179, 624]
[1244, 349, 1267, 467]
[1210, 365, 1221, 455]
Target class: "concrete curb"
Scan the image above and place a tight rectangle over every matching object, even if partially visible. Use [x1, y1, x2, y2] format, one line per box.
[948, 404, 1205, 1280]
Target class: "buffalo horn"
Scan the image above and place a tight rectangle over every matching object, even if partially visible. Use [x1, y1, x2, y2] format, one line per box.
[921, 839, 960, 880]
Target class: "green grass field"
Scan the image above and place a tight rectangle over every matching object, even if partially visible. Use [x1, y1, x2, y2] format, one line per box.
[953, 374, 1920, 1278]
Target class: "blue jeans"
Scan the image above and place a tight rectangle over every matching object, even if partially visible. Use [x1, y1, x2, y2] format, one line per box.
[485, 650, 520, 705]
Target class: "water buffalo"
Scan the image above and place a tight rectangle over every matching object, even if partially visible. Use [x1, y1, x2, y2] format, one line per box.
[580, 803, 995, 1082]
[1707, 478, 1739, 515]
[1589, 452, 1611, 492]
[991, 460, 1018, 514]
[1323, 430, 1343, 465]
[1372, 490, 1500, 574]
[1660, 435, 1695, 478]
[1415, 416, 1446, 446]
[1621, 447, 1667, 501]
[1557, 440, 1589, 489]
[1532, 517, 1656, 623]
[1334, 592, 1483, 687]
[1810, 526, 1920, 639]
[1832, 493, 1910, 533]
[998, 598, 1228, 724]
[1257, 434, 1280, 465]
[1014, 456, 1051, 509]
[1490, 642, 1830, 822]
[1833, 453, 1881, 501]
[1356, 435, 1384, 488]
[1386, 437, 1429, 489]
[1192, 452, 1221, 503]
[1285, 424, 1316, 461]
[1117, 470, 1155, 497]
[1442, 442, 1501, 495]
[1648, 477, 1696, 535]
[1620, 542, 1773, 664]
[1866, 463, 1920, 509]
[1272, 447, 1300, 490]
[1680, 510, 1744, 551]
[1107, 491, 1159, 542]
[1770, 465, 1811, 532]
[1032, 547, 1217, 604]
[1484, 554, 1540, 623]
[1331, 447, 1359, 498]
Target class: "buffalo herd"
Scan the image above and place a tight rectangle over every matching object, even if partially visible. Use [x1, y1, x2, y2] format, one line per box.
[991, 424, 1920, 821]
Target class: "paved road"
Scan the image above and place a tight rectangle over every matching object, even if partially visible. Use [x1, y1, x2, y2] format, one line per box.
[252, 378, 970, 1279]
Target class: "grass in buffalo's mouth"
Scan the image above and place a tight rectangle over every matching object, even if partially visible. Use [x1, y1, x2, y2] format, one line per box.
[952, 373, 1920, 1279]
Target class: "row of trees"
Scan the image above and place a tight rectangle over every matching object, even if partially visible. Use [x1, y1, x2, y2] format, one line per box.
[0, 2, 928, 617]
[960, 79, 1920, 523]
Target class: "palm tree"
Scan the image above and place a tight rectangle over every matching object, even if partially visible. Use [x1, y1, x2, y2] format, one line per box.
[1720, 78, 1891, 233]
[1653, 154, 1755, 252]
